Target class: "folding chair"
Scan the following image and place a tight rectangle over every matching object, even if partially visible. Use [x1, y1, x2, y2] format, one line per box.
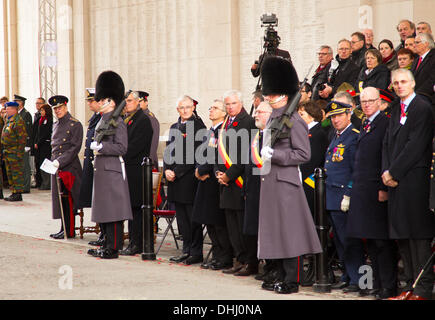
[153, 171, 179, 254]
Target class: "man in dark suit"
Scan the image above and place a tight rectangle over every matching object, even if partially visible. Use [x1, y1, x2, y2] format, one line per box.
[119, 91, 153, 256]
[14, 95, 32, 193]
[215, 90, 258, 276]
[192, 99, 233, 270]
[382, 69, 435, 300]
[78, 89, 104, 246]
[324, 100, 365, 293]
[31, 97, 45, 188]
[164, 95, 206, 265]
[410, 33, 435, 115]
[346, 87, 397, 300]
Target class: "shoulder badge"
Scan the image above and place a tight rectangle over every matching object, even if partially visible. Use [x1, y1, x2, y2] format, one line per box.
[148, 111, 154, 117]
[352, 128, 360, 134]
[70, 117, 79, 122]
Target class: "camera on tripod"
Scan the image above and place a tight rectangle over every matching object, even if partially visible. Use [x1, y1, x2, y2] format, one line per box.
[261, 13, 280, 54]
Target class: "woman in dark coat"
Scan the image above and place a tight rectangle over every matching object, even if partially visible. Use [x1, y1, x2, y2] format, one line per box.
[298, 101, 329, 216]
[357, 49, 391, 95]
[34, 104, 53, 190]
[379, 39, 399, 71]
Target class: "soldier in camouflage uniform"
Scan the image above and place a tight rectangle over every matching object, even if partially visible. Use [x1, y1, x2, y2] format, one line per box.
[1, 101, 27, 201]
[0, 111, 4, 199]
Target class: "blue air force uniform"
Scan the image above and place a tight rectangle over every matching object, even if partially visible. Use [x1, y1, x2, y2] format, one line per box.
[324, 101, 365, 287]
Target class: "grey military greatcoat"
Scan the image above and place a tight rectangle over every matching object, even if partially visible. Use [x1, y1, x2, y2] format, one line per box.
[91, 114, 133, 223]
[258, 107, 322, 259]
[51, 112, 83, 219]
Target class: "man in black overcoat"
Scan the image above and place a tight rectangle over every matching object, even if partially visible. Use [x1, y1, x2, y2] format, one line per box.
[192, 99, 233, 270]
[120, 91, 153, 255]
[164, 95, 206, 265]
[382, 69, 435, 300]
[215, 90, 258, 276]
[346, 87, 397, 300]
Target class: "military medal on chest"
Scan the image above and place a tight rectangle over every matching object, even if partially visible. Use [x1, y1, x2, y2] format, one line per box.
[332, 144, 345, 162]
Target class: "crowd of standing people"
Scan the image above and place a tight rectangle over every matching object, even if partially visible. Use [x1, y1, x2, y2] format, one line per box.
[0, 18, 433, 300]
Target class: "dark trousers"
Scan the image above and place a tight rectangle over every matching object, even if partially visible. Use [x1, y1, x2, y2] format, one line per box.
[128, 207, 143, 250]
[206, 223, 233, 265]
[329, 210, 365, 285]
[366, 239, 397, 290]
[100, 221, 124, 251]
[59, 180, 75, 237]
[397, 238, 434, 299]
[225, 209, 258, 265]
[274, 257, 300, 286]
[34, 153, 42, 187]
[175, 202, 203, 257]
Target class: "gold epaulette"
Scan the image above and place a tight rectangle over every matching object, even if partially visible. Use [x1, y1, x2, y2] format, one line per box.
[148, 111, 155, 117]
[70, 117, 79, 122]
[352, 128, 360, 134]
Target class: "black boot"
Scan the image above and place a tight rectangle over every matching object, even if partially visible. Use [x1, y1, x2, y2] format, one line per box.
[5, 193, 22, 202]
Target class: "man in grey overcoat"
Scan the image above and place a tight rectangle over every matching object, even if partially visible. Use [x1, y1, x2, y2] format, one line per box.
[258, 56, 322, 294]
[87, 71, 133, 259]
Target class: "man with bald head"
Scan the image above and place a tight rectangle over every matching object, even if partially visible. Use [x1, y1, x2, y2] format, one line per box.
[363, 29, 375, 50]
[346, 87, 396, 299]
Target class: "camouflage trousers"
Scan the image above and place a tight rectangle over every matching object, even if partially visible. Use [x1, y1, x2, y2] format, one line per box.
[4, 153, 25, 193]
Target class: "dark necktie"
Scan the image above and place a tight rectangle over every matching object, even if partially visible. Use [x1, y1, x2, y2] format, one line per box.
[363, 119, 371, 132]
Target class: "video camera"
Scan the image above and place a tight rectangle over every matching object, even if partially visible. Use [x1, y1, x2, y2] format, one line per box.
[261, 13, 280, 54]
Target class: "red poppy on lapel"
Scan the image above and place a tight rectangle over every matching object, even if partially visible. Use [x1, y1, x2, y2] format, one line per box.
[232, 121, 239, 127]
[128, 120, 133, 126]
[182, 133, 187, 138]
[308, 134, 312, 138]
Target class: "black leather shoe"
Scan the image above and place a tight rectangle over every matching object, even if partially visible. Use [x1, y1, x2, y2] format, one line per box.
[210, 261, 233, 271]
[88, 238, 105, 247]
[120, 244, 142, 256]
[87, 248, 103, 257]
[222, 262, 244, 274]
[375, 288, 397, 300]
[51, 231, 75, 239]
[184, 255, 203, 265]
[100, 248, 119, 259]
[261, 281, 277, 291]
[50, 231, 63, 238]
[234, 263, 258, 276]
[169, 253, 189, 263]
[342, 284, 360, 293]
[274, 282, 299, 294]
[5, 193, 22, 202]
[331, 281, 349, 290]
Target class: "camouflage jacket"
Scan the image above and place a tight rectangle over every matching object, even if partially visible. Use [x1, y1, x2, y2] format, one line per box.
[1, 114, 27, 156]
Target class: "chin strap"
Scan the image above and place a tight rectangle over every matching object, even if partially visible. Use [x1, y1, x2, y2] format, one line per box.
[269, 95, 286, 106]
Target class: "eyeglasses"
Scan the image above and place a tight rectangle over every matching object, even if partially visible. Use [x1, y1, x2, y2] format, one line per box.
[414, 40, 422, 45]
[317, 52, 329, 56]
[360, 98, 379, 105]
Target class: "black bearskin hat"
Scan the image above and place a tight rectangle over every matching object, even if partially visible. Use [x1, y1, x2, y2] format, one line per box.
[260, 56, 299, 96]
[95, 71, 125, 105]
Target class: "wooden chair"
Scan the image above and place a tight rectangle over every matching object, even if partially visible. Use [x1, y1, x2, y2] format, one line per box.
[153, 171, 179, 254]
[76, 209, 100, 239]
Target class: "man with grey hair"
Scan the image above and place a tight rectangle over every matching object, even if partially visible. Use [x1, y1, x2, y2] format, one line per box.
[333, 91, 364, 131]
[396, 19, 416, 51]
[383, 68, 435, 300]
[416, 21, 432, 35]
[192, 99, 233, 270]
[164, 95, 206, 265]
[411, 33, 435, 107]
[215, 89, 258, 276]
[311, 45, 334, 100]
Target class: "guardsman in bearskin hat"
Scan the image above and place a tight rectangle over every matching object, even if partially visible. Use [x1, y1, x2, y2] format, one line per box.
[1, 101, 27, 201]
[257, 56, 322, 294]
[87, 71, 132, 259]
[49, 95, 83, 239]
[324, 99, 366, 293]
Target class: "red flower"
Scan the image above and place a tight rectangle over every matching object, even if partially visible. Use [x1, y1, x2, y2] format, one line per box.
[232, 121, 239, 127]
[128, 120, 133, 126]
[308, 134, 312, 138]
